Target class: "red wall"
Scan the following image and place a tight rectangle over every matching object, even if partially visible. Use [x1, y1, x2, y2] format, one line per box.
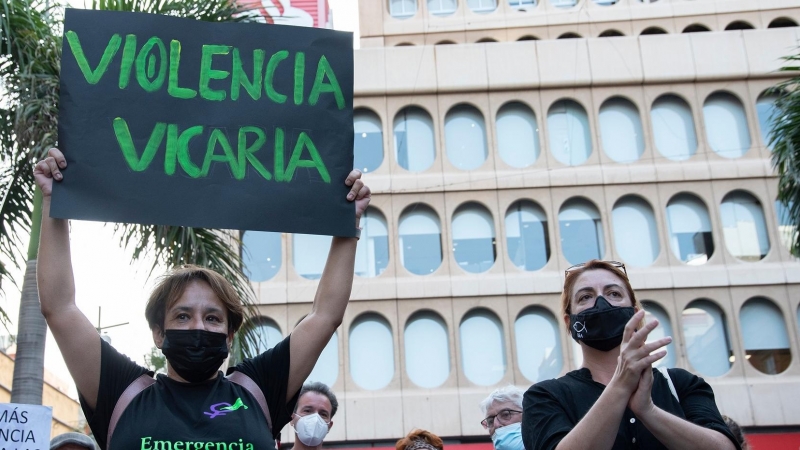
[747, 432, 800, 450]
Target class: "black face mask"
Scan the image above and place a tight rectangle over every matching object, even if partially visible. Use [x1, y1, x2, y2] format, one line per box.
[161, 329, 229, 383]
[569, 296, 635, 352]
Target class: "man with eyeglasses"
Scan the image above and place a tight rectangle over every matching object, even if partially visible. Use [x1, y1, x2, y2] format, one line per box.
[479, 385, 525, 450]
[290, 382, 338, 450]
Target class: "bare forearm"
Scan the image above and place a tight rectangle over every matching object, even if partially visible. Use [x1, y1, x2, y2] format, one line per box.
[556, 384, 630, 450]
[311, 236, 357, 326]
[37, 197, 76, 316]
[638, 407, 735, 450]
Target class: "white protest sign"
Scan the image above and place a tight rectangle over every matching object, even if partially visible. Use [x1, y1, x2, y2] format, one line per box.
[0, 403, 52, 450]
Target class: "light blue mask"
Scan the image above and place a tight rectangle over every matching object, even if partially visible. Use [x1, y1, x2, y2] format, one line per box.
[492, 422, 523, 450]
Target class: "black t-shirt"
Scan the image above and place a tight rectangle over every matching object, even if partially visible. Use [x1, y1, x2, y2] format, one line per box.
[521, 367, 741, 450]
[80, 336, 299, 450]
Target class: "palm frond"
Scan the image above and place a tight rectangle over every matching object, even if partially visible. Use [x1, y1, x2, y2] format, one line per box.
[0, 0, 60, 317]
[769, 49, 800, 257]
[113, 223, 255, 306]
[90, 0, 261, 22]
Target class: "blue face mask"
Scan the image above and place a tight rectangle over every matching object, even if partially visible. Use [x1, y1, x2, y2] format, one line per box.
[492, 422, 523, 450]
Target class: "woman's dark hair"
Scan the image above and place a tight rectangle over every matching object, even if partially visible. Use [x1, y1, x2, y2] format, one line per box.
[145, 265, 244, 335]
[295, 382, 339, 418]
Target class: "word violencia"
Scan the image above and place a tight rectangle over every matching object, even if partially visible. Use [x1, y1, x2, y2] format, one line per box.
[65, 30, 345, 109]
[113, 118, 331, 182]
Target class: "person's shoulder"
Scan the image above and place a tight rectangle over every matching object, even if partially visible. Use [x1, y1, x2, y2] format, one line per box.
[661, 367, 702, 384]
[526, 371, 580, 395]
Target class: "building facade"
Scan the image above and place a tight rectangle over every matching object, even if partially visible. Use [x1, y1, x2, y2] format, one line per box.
[241, 0, 800, 446]
[0, 350, 85, 437]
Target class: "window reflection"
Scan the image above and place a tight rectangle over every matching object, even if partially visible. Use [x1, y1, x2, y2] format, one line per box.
[242, 231, 282, 282]
[399, 205, 443, 275]
[452, 203, 496, 273]
[355, 208, 390, 277]
[682, 300, 732, 377]
[505, 200, 550, 271]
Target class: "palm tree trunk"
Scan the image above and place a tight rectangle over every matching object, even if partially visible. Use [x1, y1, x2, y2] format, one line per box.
[10, 189, 45, 405]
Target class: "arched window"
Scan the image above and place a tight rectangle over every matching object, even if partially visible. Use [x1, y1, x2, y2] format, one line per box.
[598, 30, 624, 37]
[428, 0, 457, 16]
[683, 24, 711, 33]
[509, 0, 536, 9]
[720, 191, 770, 261]
[612, 196, 659, 267]
[242, 231, 282, 282]
[243, 318, 282, 354]
[557, 32, 581, 39]
[307, 332, 339, 386]
[775, 201, 796, 253]
[725, 21, 754, 30]
[559, 198, 605, 265]
[476, 38, 498, 43]
[468, 0, 497, 13]
[350, 314, 394, 390]
[515, 307, 562, 382]
[435, 40, 456, 45]
[594, 0, 618, 5]
[356, 208, 390, 277]
[599, 97, 645, 163]
[640, 27, 667, 35]
[460, 309, 506, 385]
[756, 93, 778, 148]
[405, 311, 450, 388]
[389, 0, 417, 18]
[682, 300, 732, 377]
[505, 200, 550, 271]
[642, 301, 676, 368]
[445, 105, 488, 171]
[452, 203, 496, 273]
[703, 92, 752, 158]
[399, 205, 443, 275]
[354, 109, 384, 173]
[651, 95, 698, 161]
[666, 194, 714, 265]
[293, 234, 332, 279]
[768, 17, 799, 28]
[740, 298, 791, 375]
[496, 102, 540, 168]
[548, 100, 592, 166]
[394, 106, 436, 172]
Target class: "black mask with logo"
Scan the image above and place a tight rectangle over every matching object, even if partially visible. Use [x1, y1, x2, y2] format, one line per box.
[161, 329, 229, 383]
[569, 296, 635, 352]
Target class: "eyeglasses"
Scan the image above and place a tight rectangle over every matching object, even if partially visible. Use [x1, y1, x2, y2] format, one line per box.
[565, 260, 627, 277]
[480, 409, 522, 429]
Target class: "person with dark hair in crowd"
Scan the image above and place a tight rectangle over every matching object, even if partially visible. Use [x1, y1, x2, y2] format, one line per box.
[480, 385, 525, 450]
[291, 382, 339, 450]
[722, 415, 750, 450]
[395, 429, 444, 450]
[50, 432, 98, 450]
[522, 260, 741, 450]
[33, 148, 370, 450]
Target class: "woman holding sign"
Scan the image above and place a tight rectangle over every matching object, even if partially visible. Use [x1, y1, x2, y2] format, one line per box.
[34, 148, 369, 450]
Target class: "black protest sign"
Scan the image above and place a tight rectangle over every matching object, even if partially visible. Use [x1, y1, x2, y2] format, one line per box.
[53, 9, 355, 237]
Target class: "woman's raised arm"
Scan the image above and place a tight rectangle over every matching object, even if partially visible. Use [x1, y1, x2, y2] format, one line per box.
[286, 169, 370, 402]
[34, 148, 102, 409]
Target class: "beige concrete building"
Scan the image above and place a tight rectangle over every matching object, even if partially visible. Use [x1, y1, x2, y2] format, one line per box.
[0, 350, 85, 437]
[241, 0, 800, 446]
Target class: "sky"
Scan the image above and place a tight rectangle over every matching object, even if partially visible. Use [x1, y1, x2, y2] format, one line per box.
[2, 0, 361, 400]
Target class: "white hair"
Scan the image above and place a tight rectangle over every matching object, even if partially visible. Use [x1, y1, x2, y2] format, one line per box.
[479, 385, 524, 416]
